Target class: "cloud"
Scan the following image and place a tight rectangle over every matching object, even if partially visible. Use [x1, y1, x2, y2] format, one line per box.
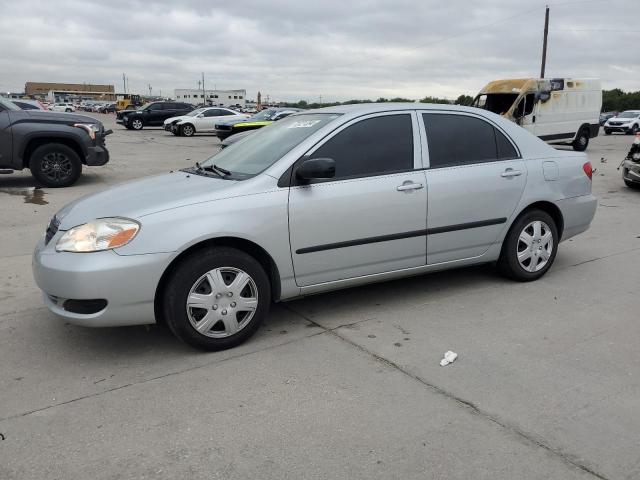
[0, 0, 637, 101]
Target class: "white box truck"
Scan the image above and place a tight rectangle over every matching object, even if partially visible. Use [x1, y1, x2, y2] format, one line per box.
[473, 78, 602, 151]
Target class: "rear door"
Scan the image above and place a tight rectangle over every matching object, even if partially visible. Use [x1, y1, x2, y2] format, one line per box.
[420, 112, 527, 264]
[199, 109, 228, 131]
[288, 111, 428, 287]
[0, 106, 12, 167]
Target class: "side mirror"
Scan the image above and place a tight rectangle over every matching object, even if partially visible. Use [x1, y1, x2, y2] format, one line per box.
[296, 158, 335, 182]
[539, 91, 551, 103]
[197, 114, 204, 118]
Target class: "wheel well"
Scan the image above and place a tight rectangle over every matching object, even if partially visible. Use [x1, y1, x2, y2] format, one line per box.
[22, 137, 85, 167]
[153, 237, 282, 325]
[516, 201, 564, 238]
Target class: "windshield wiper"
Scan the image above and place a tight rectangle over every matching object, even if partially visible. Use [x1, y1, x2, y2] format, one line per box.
[195, 162, 230, 178]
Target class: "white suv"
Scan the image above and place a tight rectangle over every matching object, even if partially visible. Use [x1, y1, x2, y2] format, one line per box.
[49, 103, 76, 113]
[604, 110, 640, 135]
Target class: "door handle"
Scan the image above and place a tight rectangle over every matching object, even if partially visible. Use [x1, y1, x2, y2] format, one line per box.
[396, 182, 424, 191]
[501, 169, 522, 178]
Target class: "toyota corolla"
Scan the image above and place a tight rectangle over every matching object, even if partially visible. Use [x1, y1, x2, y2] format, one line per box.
[33, 104, 597, 350]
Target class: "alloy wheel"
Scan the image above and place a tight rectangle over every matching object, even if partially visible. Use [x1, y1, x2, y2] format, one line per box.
[186, 267, 258, 338]
[517, 220, 554, 272]
[40, 152, 73, 182]
[182, 125, 194, 136]
[132, 119, 143, 129]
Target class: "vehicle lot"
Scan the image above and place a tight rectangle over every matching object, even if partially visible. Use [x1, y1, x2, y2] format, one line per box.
[1, 114, 639, 479]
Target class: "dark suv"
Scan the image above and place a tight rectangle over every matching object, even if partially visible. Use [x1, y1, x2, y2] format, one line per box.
[116, 101, 193, 130]
[0, 97, 110, 187]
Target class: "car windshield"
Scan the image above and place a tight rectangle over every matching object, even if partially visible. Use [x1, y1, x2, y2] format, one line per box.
[186, 108, 207, 117]
[0, 97, 20, 111]
[618, 112, 639, 119]
[200, 113, 340, 178]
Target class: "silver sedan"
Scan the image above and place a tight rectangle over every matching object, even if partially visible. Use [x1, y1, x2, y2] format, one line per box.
[33, 103, 597, 350]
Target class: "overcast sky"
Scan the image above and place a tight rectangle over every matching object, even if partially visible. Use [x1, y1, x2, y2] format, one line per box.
[0, 0, 637, 102]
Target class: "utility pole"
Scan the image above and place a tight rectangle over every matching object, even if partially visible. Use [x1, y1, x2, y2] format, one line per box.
[202, 72, 206, 104]
[148, 84, 152, 96]
[540, 5, 550, 78]
[122, 73, 126, 94]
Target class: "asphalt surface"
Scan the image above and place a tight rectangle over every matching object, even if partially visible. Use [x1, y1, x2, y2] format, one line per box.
[1, 114, 639, 480]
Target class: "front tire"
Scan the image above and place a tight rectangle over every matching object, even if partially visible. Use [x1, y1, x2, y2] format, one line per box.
[604, 129, 611, 135]
[130, 118, 143, 130]
[163, 247, 271, 351]
[498, 209, 558, 281]
[572, 128, 589, 151]
[65, 108, 72, 112]
[632, 124, 640, 135]
[180, 124, 195, 137]
[29, 143, 82, 187]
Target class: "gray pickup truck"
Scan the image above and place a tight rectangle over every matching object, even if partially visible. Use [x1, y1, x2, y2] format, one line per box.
[0, 97, 111, 187]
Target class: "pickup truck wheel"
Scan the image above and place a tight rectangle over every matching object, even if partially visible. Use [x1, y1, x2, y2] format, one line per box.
[29, 143, 82, 188]
[163, 247, 271, 351]
[572, 128, 589, 151]
[130, 118, 143, 130]
[180, 124, 195, 137]
[498, 209, 558, 282]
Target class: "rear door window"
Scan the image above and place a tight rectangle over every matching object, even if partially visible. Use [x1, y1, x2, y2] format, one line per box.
[422, 113, 517, 168]
[309, 114, 414, 180]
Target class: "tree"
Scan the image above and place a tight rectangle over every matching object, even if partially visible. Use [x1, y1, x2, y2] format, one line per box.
[455, 94, 474, 106]
[419, 95, 451, 104]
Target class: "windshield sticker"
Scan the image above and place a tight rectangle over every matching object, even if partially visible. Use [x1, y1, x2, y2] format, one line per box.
[287, 120, 322, 129]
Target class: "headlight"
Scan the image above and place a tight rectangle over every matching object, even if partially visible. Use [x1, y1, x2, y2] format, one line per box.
[56, 218, 140, 252]
[73, 123, 100, 140]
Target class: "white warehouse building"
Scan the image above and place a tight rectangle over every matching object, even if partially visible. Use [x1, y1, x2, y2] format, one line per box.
[174, 89, 246, 107]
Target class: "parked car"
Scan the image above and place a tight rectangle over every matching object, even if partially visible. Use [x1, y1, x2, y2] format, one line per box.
[0, 97, 111, 187]
[163, 107, 249, 136]
[473, 78, 601, 151]
[219, 129, 255, 148]
[99, 103, 117, 114]
[599, 112, 617, 125]
[603, 110, 640, 135]
[214, 108, 301, 139]
[11, 99, 47, 111]
[33, 103, 597, 350]
[116, 101, 194, 130]
[49, 103, 76, 113]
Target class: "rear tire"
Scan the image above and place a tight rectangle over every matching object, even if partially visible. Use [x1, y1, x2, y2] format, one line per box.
[572, 128, 589, 151]
[163, 247, 271, 351]
[29, 143, 82, 188]
[498, 209, 558, 282]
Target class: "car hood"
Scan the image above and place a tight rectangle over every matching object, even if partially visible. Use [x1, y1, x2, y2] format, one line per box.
[607, 117, 633, 123]
[163, 115, 191, 124]
[55, 171, 244, 229]
[11, 110, 102, 125]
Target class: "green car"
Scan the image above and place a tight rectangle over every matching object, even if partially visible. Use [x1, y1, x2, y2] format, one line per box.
[214, 107, 301, 139]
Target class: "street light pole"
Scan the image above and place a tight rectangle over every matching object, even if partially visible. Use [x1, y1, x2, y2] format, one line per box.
[540, 5, 550, 78]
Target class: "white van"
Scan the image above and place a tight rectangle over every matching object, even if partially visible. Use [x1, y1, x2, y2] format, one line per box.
[473, 78, 602, 151]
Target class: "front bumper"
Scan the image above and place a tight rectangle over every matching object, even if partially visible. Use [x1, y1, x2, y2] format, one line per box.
[604, 123, 631, 132]
[622, 159, 640, 184]
[85, 144, 109, 166]
[32, 236, 173, 327]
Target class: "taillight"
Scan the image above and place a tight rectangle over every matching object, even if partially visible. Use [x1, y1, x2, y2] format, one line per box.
[583, 162, 593, 180]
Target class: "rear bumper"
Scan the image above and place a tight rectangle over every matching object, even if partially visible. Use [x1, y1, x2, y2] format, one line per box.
[556, 194, 597, 242]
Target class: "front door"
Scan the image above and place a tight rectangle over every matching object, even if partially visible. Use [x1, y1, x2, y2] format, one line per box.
[288, 112, 428, 287]
[420, 112, 527, 264]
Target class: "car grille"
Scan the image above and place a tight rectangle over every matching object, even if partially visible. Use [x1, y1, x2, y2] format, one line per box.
[609, 122, 623, 126]
[45, 216, 60, 245]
